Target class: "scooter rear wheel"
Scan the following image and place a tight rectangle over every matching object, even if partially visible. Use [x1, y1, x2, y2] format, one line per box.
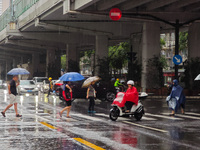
[134, 112, 143, 121]
[110, 108, 119, 121]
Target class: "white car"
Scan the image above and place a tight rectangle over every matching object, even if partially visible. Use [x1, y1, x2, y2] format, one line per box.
[33, 77, 49, 92]
[18, 80, 39, 95]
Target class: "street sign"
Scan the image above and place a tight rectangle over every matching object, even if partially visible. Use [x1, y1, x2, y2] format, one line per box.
[173, 55, 182, 65]
[109, 8, 122, 21]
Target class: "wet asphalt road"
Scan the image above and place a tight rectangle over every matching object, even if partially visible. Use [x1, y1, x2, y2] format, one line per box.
[0, 89, 200, 150]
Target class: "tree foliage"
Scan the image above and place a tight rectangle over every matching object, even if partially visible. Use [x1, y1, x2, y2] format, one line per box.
[61, 55, 66, 70]
[147, 56, 168, 88]
[160, 38, 166, 49]
[108, 42, 130, 70]
[179, 32, 188, 52]
[184, 57, 200, 89]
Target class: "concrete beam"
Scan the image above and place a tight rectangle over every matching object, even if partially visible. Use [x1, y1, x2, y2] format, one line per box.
[97, 0, 127, 10]
[165, 0, 200, 11]
[35, 19, 113, 37]
[184, 2, 200, 11]
[73, 0, 100, 10]
[7, 30, 95, 45]
[0, 51, 29, 57]
[5, 39, 52, 50]
[0, 46, 41, 54]
[146, 0, 179, 11]
[120, 0, 153, 10]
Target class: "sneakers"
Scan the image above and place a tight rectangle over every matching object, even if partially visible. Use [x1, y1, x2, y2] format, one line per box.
[16, 114, 22, 117]
[1, 112, 22, 117]
[88, 110, 96, 113]
[1, 112, 5, 117]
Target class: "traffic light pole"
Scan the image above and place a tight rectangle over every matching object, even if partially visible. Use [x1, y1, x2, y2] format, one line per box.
[175, 19, 179, 80]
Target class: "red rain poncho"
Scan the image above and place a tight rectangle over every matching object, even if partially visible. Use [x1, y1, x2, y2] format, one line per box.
[115, 87, 139, 107]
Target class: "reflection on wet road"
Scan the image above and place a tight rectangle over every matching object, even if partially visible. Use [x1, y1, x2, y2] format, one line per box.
[0, 89, 200, 150]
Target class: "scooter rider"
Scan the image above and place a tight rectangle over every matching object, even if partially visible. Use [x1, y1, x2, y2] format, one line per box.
[121, 80, 139, 112]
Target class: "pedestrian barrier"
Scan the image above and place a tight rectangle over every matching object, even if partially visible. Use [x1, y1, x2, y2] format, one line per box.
[0, 0, 40, 31]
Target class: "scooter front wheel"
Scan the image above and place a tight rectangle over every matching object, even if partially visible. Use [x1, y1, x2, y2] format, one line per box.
[109, 108, 119, 121]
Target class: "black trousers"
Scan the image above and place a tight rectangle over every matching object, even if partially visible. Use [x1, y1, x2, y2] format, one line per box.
[47, 89, 52, 96]
[88, 97, 95, 111]
[125, 101, 135, 110]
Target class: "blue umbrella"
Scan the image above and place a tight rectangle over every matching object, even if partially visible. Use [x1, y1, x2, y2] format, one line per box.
[59, 72, 84, 81]
[7, 68, 30, 75]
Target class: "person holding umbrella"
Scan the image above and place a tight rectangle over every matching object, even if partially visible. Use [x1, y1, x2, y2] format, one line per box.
[1, 76, 22, 117]
[1, 68, 30, 118]
[58, 72, 84, 118]
[82, 76, 100, 113]
[86, 81, 96, 113]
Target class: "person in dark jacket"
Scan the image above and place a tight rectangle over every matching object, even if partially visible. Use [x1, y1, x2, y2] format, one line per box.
[167, 79, 186, 116]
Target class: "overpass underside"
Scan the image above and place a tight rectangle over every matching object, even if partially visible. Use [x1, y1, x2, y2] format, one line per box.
[0, 0, 200, 90]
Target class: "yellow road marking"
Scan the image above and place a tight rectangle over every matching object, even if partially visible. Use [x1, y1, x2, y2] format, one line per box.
[123, 121, 168, 133]
[40, 122, 58, 130]
[74, 138, 105, 150]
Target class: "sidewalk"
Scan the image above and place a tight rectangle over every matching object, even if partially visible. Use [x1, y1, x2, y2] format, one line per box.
[147, 95, 200, 99]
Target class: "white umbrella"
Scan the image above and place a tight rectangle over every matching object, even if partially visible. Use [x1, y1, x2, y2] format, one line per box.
[82, 76, 101, 88]
[194, 74, 200, 81]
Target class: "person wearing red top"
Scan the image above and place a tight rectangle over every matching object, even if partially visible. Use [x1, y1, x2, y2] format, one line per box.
[120, 80, 139, 112]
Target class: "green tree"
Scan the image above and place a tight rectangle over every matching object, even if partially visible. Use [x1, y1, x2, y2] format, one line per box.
[147, 56, 168, 88]
[179, 32, 188, 53]
[61, 55, 66, 70]
[160, 38, 166, 49]
[109, 42, 130, 73]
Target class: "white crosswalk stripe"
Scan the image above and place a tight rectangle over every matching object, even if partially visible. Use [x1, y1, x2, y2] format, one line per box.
[175, 114, 200, 120]
[185, 112, 200, 116]
[95, 113, 157, 121]
[72, 113, 103, 121]
[161, 112, 200, 120]
[145, 113, 183, 120]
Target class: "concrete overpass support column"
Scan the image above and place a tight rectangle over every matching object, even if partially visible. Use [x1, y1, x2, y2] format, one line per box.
[95, 35, 108, 76]
[131, 34, 142, 63]
[141, 22, 160, 91]
[12, 59, 16, 68]
[6, 60, 12, 81]
[46, 49, 56, 77]
[31, 53, 40, 78]
[188, 22, 200, 58]
[66, 44, 80, 72]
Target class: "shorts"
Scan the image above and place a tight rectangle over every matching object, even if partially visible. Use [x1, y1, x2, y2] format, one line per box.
[9, 94, 17, 104]
[65, 100, 72, 106]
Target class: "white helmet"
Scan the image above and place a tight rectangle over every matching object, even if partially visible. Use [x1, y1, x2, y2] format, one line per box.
[127, 80, 134, 85]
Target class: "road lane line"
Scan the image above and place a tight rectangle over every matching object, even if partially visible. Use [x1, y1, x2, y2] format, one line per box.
[123, 121, 168, 133]
[73, 138, 105, 150]
[40, 122, 58, 130]
[145, 113, 183, 120]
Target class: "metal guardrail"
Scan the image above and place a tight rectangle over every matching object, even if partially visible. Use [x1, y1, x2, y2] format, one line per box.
[14, 0, 40, 18]
[0, 0, 40, 31]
